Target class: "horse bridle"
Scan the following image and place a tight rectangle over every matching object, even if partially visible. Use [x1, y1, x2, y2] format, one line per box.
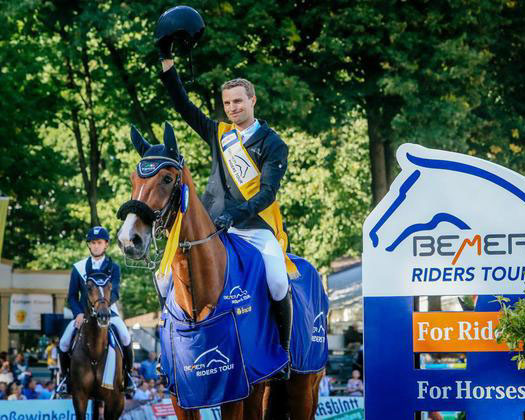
[117, 170, 183, 268]
[117, 168, 224, 319]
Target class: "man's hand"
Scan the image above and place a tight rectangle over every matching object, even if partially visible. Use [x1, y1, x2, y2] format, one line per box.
[161, 59, 174, 73]
[156, 35, 174, 60]
[74, 313, 85, 328]
[214, 212, 234, 231]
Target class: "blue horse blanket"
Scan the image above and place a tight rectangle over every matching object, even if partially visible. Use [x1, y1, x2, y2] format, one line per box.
[159, 232, 328, 409]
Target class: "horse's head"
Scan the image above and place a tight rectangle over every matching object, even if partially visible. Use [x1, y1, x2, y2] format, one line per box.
[117, 122, 186, 261]
[85, 273, 112, 327]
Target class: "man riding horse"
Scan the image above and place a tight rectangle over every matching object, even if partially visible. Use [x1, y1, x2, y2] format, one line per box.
[57, 226, 134, 394]
[155, 6, 294, 379]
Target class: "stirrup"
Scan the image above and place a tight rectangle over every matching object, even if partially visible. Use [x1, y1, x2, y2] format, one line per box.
[56, 376, 70, 395]
[273, 362, 291, 381]
[125, 372, 136, 393]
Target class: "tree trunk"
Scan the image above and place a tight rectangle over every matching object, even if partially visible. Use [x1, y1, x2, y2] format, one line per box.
[366, 101, 389, 206]
[81, 47, 101, 227]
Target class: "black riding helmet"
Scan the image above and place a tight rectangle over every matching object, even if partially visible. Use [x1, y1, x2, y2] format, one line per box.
[154, 5, 205, 53]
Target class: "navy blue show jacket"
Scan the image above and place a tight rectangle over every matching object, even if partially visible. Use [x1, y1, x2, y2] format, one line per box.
[67, 257, 121, 317]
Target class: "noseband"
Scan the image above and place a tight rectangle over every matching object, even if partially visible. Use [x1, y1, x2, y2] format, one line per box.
[117, 173, 182, 231]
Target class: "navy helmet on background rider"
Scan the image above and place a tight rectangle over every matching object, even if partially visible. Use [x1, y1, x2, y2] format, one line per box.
[86, 226, 110, 242]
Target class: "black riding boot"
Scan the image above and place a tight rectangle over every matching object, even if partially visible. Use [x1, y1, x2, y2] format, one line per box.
[122, 344, 135, 393]
[273, 288, 293, 380]
[57, 349, 71, 394]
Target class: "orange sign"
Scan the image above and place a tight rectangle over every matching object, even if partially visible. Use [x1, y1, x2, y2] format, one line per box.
[413, 312, 514, 352]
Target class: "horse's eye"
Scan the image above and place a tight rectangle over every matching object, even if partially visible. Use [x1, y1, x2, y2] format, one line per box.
[163, 175, 173, 184]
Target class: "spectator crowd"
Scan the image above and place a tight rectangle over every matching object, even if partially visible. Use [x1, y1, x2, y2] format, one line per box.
[0, 350, 56, 401]
[0, 343, 168, 402]
[1, 344, 363, 402]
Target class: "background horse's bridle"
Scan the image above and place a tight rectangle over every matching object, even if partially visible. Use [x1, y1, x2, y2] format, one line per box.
[85, 278, 112, 327]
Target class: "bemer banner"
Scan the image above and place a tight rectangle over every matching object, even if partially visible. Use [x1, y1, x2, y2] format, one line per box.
[363, 144, 525, 419]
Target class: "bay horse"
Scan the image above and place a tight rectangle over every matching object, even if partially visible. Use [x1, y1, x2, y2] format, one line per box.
[117, 123, 323, 419]
[70, 273, 125, 419]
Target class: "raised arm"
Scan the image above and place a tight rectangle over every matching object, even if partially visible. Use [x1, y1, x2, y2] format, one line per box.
[159, 60, 217, 146]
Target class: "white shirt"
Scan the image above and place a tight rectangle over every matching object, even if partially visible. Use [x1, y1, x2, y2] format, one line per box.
[239, 119, 260, 144]
[91, 256, 105, 270]
[133, 388, 152, 400]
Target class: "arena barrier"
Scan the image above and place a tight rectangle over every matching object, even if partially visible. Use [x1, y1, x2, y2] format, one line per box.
[0, 396, 364, 419]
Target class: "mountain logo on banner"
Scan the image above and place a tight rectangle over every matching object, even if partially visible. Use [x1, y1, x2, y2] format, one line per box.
[184, 346, 234, 377]
[223, 285, 251, 304]
[312, 312, 326, 343]
[363, 143, 525, 298]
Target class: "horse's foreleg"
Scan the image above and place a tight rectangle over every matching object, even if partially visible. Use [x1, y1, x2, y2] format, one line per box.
[264, 380, 288, 420]
[243, 383, 265, 420]
[92, 399, 100, 420]
[170, 395, 202, 420]
[221, 400, 243, 420]
[103, 394, 125, 420]
[72, 394, 89, 420]
[310, 372, 323, 418]
[286, 372, 324, 420]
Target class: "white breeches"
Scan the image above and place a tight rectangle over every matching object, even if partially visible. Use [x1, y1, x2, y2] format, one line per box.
[228, 227, 289, 301]
[59, 316, 131, 352]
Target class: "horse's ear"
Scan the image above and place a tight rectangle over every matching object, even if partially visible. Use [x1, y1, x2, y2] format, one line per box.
[131, 125, 151, 157]
[163, 121, 180, 159]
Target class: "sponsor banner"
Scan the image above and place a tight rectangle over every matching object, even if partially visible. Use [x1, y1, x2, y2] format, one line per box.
[133, 397, 363, 420]
[9, 294, 53, 330]
[363, 143, 525, 297]
[412, 312, 514, 352]
[0, 399, 92, 419]
[363, 144, 525, 418]
[315, 396, 364, 419]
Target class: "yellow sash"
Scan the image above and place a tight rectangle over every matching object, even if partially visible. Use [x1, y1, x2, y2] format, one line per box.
[157, 209, 184, 282]
[218, 122, 299, 279]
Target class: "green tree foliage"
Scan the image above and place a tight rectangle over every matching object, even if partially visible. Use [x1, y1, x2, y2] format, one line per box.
[1, 0, 522, 317]
[0, 5, 81, 265]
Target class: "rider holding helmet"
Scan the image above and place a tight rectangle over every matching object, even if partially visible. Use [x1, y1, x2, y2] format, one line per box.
[57, 226, 134, 394]
[155, 6, 294, 379]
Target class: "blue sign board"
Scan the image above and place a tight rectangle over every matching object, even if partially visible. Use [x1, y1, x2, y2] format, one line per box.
[363, 144, 525, 419]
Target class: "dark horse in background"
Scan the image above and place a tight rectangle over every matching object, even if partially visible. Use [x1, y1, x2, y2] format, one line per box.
[117, 123, 324, 419]
[70, 273, 125, 419]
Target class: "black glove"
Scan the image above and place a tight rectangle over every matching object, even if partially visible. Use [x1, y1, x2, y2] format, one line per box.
[214, 212, 234, 231]
[156, 35, 174, 60]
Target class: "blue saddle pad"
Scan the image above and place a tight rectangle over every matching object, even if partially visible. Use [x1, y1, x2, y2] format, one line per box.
[289, 254, 329, 373]
[159, 232, 328, 408]
[162, 311, 250, 409]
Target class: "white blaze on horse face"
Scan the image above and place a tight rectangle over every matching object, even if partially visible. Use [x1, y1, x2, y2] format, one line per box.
[118, 213, 138, 247]
[137, 185, 144, 201]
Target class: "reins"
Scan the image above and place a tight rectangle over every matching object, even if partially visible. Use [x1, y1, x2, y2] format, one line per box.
[179, 228, 224, 323]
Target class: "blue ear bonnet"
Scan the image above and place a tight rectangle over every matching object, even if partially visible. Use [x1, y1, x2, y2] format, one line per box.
[137, 155, 184, 178]
[131, 123, 184, 178]
[86, 272, 111, 287]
